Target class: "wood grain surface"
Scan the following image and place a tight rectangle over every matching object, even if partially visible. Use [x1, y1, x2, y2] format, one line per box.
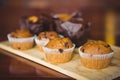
[0, 41, 120, 80]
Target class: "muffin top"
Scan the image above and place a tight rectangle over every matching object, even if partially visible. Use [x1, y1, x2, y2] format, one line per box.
[80, 40, 113, 54]
[11, 29, 33, 38]
[37, 31, 59, 40]
[46, 38, 73, 50]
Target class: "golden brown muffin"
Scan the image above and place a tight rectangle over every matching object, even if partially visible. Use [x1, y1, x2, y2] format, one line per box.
[44, 37, 74, 64]
[11, 29, 33, 38]
[79, 40, 114, 69]
[46, 38, 73, 49]
[37, 31, 59, 40]
[80, 40, 113, 54]
[8, 29, 35, 50]
[35, 31, 59, 52]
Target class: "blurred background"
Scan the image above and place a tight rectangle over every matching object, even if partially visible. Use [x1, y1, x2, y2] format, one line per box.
[0, 0, 120, 46]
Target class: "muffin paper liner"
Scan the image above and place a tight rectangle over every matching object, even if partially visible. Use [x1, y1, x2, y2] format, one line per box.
[35, 37, 49, 46]
[78, 47, 114, 59]
[7, 34, 36, 43]
[43, 44, 75, 54]
[35, 34, 64, 47]
[58, 34, 64, 38]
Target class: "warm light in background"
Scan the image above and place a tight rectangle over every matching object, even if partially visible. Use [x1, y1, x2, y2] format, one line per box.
[105, 10, 115, 45]
[0, 0, 120, 46]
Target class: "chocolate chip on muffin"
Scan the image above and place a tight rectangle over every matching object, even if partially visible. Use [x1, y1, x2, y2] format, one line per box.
[59, 49, 64, 53]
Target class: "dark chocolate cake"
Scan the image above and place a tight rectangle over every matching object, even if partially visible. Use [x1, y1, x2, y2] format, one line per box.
[20, 14, 54, 35]
[53, 12, 91, 47]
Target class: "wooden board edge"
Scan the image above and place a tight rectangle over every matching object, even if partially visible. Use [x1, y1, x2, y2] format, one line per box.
[0, 42, 90, 80]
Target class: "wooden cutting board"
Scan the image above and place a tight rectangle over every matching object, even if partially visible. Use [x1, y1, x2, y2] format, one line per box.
[0, 41, 120, 80]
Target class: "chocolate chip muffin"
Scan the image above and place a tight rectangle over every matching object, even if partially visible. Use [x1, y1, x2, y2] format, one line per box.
[80, 40, 113, 54]
[20, 15, 53, 35]
[78, 40, 114, 69]
[7, 29, 35, 50]
[35, 31, 59, 52]
[43, 38, 75, 64]
[46, 38, 73, 49]
[37, 31, 59, 40]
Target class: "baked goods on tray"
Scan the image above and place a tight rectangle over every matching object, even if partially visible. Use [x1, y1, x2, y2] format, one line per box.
[52, 12, 91, 47]
[43, 38, 75, 64]
[78, 40, 114, 69]
[7, 29, 35, 50]
[35, 31, 59, 52]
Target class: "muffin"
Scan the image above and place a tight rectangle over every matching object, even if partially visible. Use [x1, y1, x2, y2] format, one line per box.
[37, 31, 59, 40]
[78, 40, 114, 69]
[52, 12, 91, 47]
[43, 38, 75, 64]
[35, 31, 59, 52]
[7, 29, 35, 50]
[20, 15, 53, 35]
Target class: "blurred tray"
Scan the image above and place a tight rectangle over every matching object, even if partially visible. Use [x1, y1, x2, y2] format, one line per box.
[0, 41, 120, 80]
